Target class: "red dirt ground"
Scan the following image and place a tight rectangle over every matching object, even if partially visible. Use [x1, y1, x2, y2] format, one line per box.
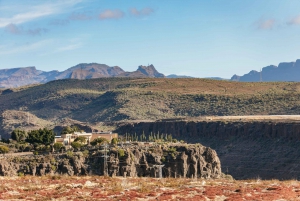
[0, 176, 299, 200]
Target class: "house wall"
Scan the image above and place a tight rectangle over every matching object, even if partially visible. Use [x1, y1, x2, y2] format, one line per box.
[91, 133, 118, 142]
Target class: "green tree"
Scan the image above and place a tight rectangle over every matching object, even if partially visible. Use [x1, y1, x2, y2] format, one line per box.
[61, 125, 81, 134]
[111, 138, 118, 145]
[90, 137, 109, 146]
[118, 149, 125, 158]
[74, 136, 87, 144]
[11, 129, 27, 142]
[53, 142, 64, 152]
[0, 145, 9, 154]
[71, 141, 82, 150]
[26, 128, 55, 145]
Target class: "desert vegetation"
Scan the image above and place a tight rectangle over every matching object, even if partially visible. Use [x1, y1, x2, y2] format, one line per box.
[0, 78, 300, 125]
[0, 176, 299, 200]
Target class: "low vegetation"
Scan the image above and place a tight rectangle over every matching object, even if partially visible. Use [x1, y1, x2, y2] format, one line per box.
[0, 176, 299, 200]
[0, 78, 300, 125]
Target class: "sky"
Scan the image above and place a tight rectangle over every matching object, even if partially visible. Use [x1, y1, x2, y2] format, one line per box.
[1, 0, 300, 78]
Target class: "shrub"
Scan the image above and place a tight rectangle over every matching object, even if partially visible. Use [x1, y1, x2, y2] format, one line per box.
[90, 137, 109, 146]
[53, 142, 64, 152]
[118, 149, 125, 158]
[71, 141, 82, 150]
[18, 172, 24, 177]
[51, 165, 57, 171]
[11, 129, 27, 142]
[74, 136, 87, 144]
[111, 138, 118, 145]
[82, 150, 89, 157]
[168, 147, 177, 153]
[0, 145, 9, 154]
[61, 125, 81, 134]
[66, 150, 74, 158]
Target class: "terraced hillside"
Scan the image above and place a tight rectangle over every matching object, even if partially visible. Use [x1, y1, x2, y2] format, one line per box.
[1, 78, 300, 125]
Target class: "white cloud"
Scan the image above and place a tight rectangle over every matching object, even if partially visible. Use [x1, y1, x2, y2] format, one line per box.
[129, 7, 154, 17]
[257, 19, 275, 30]
[0, 0, 84, 28]
[0, 10, 53, 28]
[99, 9, 124, 20]
[287, 15, 300, 25]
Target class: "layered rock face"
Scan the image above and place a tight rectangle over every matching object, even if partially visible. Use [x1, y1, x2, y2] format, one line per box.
[116, 121, 300, 141]
[0, 144, 221, 179]
[105, 144, 221, 178]
[116, 120, 300, 180]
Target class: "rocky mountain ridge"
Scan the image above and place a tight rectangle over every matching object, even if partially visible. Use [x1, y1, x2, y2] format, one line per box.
[0, 63, 165, 88]
[231, 59, 300, 82]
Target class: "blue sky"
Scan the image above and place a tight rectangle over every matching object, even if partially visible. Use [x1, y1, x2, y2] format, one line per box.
[1, 0, 300, 78]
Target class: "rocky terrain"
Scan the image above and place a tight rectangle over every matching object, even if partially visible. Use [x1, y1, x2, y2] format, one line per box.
[0, 64, 164, 88]
[116, 119, 300, 180]
[231, 58, 300, 82]
[0, 144, 221, 179]
[1, 78, 300, 137]
[1, 78, 300, 180]
[1, 176, 299, 200]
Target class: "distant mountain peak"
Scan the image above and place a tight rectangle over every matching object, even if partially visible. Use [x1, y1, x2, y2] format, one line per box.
[0, 63, 165, 88]
[231, 59, 300, 82]
[136, 64, 165, 78]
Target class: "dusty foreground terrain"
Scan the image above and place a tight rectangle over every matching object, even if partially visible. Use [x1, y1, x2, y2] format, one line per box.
[0, 176, 300, 201]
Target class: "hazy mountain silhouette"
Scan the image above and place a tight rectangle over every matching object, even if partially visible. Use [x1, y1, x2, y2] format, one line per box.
[231, 59, 300, 82]
[0, 63, 165, 88]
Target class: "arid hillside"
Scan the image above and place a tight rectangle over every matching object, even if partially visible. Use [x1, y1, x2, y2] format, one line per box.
[1, 78, 300, 120]
[1, 77, 300, 136]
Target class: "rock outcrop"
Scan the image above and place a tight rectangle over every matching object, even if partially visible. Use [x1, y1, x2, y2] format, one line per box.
[0, 144, 221, 179]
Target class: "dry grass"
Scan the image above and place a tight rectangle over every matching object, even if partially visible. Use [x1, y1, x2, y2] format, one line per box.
[0, 176, 299, 200]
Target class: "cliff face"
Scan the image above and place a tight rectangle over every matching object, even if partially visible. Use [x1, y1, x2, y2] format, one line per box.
[231, 59, 300, 82]
[116, 121, 300, 140]
[116, 120, 300, 180]
[0, 144, 221, 179]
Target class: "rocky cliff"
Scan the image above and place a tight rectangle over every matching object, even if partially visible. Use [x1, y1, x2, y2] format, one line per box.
[231, 59, 300, 82]
[116, 120, 300, 180]
[0, 144, 221, 179]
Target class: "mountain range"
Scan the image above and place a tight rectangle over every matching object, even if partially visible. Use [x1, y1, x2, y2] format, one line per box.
[0, 63, 165, 88]
[231, 59, 300, 82]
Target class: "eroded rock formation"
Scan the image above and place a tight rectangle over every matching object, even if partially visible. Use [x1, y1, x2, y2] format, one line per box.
[0, 144, 221, 179]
